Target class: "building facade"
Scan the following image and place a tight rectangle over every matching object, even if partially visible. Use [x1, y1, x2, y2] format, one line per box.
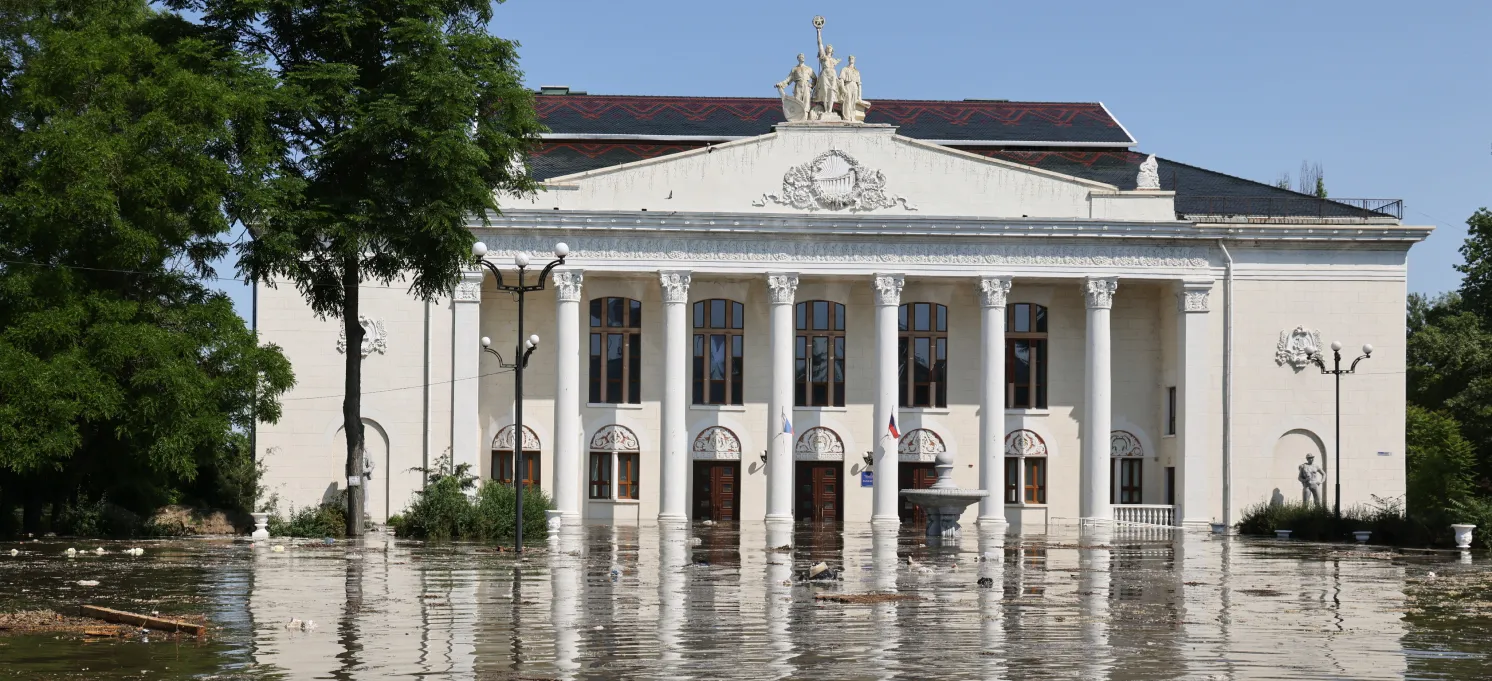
[256, 71, 1427, 532]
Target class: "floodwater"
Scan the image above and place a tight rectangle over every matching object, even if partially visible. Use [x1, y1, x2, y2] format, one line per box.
[1, 523, 1489, 680]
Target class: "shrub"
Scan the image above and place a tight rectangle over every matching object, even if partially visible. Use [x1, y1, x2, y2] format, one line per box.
[1238, 496, 1433, 546]
[392, 455, 552, 541]
[268, 502, 346, 538]
[1449, 497, 1492, 549]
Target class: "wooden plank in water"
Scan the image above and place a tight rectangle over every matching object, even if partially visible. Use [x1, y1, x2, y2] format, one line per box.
[78, 605, 205, 636]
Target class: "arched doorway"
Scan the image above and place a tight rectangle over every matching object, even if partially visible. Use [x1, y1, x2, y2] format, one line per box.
[334, 419, 390, 523]
[794, 427, 844, 522]
[691, 426, 741, 522]
[1110, 430, 1144, 505]
[897, 428, 946, 523]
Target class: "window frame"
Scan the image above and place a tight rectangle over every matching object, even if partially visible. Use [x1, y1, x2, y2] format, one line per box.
[1004, 430, 1048, 506]
[693, 299, 746, 405]
[1115, 458, 1143, 505]
[1166, 386, 1177, 435]
[494, 451, 541, 487]
[898, 302, 948, 408]
[589, 297, 643, 405]
[795, 300, 847, 407]
[1006, 303, 1048, 410]
[588, 451, 612, 500]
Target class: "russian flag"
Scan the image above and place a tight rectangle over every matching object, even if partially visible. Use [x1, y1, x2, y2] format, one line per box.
[887, 415, 900, 439]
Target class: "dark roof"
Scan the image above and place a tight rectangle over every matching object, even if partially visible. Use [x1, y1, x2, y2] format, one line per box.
[535, 94, 1134, 145]
[530, 143, 1395, 220]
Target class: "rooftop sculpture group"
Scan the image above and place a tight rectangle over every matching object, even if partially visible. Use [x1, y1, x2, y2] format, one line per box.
[775, 16, 869, 123]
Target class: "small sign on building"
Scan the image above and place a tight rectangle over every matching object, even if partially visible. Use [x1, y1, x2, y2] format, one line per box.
[860, 471, 874, 487]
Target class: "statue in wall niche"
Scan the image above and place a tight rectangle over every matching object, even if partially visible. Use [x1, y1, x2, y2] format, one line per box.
[1136, 154, 1161, 190]
[1298, 453, 1325, 507]
[776, 53, 815, 123]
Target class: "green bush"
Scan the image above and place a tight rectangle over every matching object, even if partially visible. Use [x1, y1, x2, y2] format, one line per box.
[1449, 497, 1492, 549]
[268, 502, 346, 538]
[391, 456, 551, 542]
[1238, 496, 1434, 546]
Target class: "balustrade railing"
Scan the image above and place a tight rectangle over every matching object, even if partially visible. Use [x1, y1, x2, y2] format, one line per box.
[1113, 504, 1176, 527]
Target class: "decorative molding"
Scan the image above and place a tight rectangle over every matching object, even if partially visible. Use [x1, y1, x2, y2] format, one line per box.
[1135, 154, 1161, 190]
[897, 428, 946, 463]
[552, 269, 585, 303]
[658, 270, 692, 304]
[766, 273, 800, 305]
[1005, 430, 1047, 458]
[1177, 286, 1210, 313]
[336, 316, 387, 358]
[691, 426, 742, 461]
[1275, 326, 1322, 372]
[1082, 277, 1119, 309]
[1110, 430, 1144, 458]
[465, 234, 1213, 270]
[873, 273, 905, 307]
[978, 275, 1014, 309]
[754, 150, 916, 212]
[493, 425, 541, 452]
[589, 424, 640, 452]
[794, 426, 845, 461]
[454, 269, 483, 302]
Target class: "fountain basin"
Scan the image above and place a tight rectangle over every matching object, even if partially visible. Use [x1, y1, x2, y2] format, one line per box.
[898, 450, 990, 538]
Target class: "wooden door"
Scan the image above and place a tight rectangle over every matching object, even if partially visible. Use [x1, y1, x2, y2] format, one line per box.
[693, 462, 738, 522]
[898, 462, 937, 523]
[795, 462, 841, 522]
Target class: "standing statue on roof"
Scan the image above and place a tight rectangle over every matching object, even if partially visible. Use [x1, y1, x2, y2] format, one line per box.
[839, 55, 865, 122]
[811, 16, 840, 120]
[775, 53, 815, 123]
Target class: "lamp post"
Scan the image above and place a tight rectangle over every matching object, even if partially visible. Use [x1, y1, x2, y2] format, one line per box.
[471, 240, 568, 553]
[1307, 340, 1372, 519]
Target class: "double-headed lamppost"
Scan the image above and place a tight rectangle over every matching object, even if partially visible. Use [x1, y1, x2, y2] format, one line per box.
[1307, 340, 1373, 519]
[471, 240, 569, 553]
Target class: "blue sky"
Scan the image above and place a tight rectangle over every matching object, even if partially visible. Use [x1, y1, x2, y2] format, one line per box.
[214, 0, 1490, 323]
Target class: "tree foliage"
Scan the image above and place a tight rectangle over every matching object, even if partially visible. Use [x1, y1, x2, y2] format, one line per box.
[0, 0, 292, 532]
[175, 0, 544, 534]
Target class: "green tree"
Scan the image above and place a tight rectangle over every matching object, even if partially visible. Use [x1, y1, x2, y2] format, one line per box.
[1405, 405, 1476, 519]
[1455, 209, 1492, 319]
[0, 0, 293, 532]
[181, 0, 543, 534]
[1407, 292, 1492, 487]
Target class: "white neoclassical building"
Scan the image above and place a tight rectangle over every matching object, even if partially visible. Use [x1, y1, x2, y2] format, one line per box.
[255, 37, 1428, 532]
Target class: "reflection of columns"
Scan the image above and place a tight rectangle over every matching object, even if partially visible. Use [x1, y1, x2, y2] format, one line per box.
[1081, 277, 1118, 521]
[765, 520, 794, 679]
[659, 271, 692, 522]
[1079, 523, 1113, 678]
[767, 274, 799, 522]
[1177, 281, 1212, 527]
[978, 276, 1012, 523]
[452, 269, 484, 477]
[553, 269, 584, 523]
[658, 522, 687, 680]
[872, 274, 905, 523]
[550, 528, 582, 680]
[871, 524, 901, 680]
[978, 524, 1007, 679]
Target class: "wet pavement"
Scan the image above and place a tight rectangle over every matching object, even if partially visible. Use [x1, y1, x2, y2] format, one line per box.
[0, 523, 1489, 679]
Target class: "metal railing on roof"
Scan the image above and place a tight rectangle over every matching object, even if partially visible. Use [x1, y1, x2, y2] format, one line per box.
[1176, 196, 1402, 222]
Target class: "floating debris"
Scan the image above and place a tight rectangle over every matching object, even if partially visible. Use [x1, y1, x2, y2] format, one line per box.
[814, 593, 919, 604]
[76, 580, 99, 587]
[977, 577, 994, 588]
[285, 618, 316, 631]
[795, 562, 842, 582]
[93, 548, 105, 556]
[8, 549, 16, 557]
[272, 545, 286, 553]
[65, 548, 77, 557]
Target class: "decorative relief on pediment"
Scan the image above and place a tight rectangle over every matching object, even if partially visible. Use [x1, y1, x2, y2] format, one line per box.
[589, 424, 640, 452]
[795, 427, 845, 461]
[753, 150, 916, 213]
[1275, 326, 1322, 371]
[493, 425, 541, 452]
[691, 426, 742, 461]
[337, 316, 387, 358]
[898, 428, 946, 463]
[1110, 431, 1144, 458]
[1005, 430, 1047, 458]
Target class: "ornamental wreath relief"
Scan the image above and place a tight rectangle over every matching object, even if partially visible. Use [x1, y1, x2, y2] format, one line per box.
[1275, 326, 1322, 371]
[754, 150, 916, 212]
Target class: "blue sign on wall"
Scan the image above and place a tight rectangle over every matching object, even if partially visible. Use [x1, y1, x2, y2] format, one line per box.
[860, 471, 874, 487]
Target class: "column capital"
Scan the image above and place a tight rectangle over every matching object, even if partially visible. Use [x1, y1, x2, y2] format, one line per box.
[1177, 280, 1212, 313]
[766, 273, 799, 305]
[454, 268, 484, 303]
[977, 275, 1014, 309]
[658, 270, 692, 304]
[872, 273, 905, 307]
[1082, 276, 1119, 310]
[553, 268, 584, 303]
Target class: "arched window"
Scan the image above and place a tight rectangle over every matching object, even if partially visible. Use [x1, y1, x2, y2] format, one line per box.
[590, 297, 642, 404]
[898, 302, 947, 408]
[795, 300, 846, 407]
[1004, 430, 1048, 504]
[693, 299, 744, 405]
[493, 425, 541, 487]
[588, 425, 641, 500]
[1007, 303, 1048, 409]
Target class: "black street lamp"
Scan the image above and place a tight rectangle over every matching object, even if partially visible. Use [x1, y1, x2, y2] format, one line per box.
[1307, 340, 1372, 519]
[471, 240, 568, 553]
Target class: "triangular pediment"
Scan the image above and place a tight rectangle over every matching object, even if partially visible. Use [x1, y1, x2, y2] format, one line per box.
[520, 124, 1174, 221]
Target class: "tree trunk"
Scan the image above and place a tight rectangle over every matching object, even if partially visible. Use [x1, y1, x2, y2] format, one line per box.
[343, 255, 366, 537]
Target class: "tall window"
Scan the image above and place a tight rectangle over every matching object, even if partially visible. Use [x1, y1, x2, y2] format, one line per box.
[1006, 303, 1048, 409]
[1166, 386, 1177, 435]
[588, 452, 612, 499]
[495, 452, 540, 487]
[898, 302, 948, 408]
[693, 299, 745, 405]
[796, 301, 846, 407]
[587, 453, 639, 500]
[1116, 459, 1143, 504]
[590, 297, 642, 404]
[617, 453, 639, 500]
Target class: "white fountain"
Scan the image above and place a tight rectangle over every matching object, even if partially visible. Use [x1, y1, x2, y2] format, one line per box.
[899, 450, 990, 538]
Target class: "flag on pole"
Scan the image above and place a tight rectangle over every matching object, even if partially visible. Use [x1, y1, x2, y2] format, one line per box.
[782, 407, 793, 436]
[887, 414, 900, 439]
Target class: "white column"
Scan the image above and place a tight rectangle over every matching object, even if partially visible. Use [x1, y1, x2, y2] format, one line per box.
[766, 273, 799, 522]
[552, 269, 584, 524]
[658, 271, 692, 522]
[978, 275, 1012, 524]
[1177, 281, 1213, 527]
[872, 273, 904, 524]
[451, 269, 484, 480]
[1081, 277, 1118, 522]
